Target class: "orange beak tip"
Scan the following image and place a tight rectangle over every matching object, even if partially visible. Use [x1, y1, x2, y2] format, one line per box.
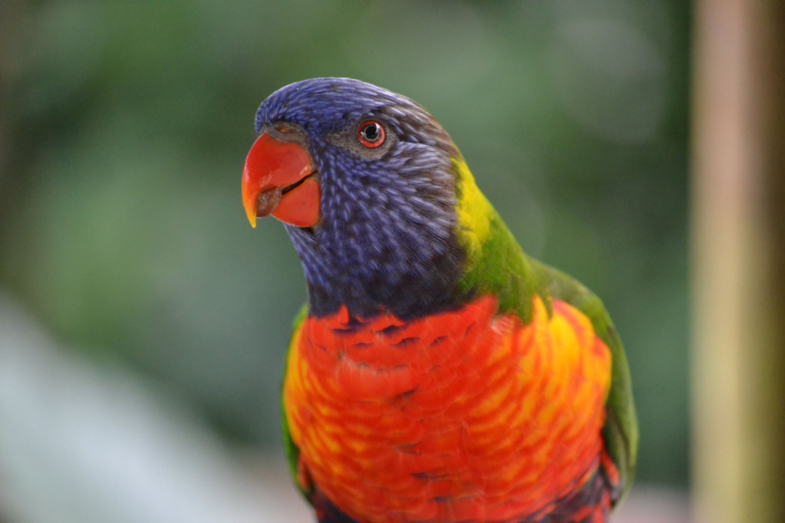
[242, 182, 259, 228]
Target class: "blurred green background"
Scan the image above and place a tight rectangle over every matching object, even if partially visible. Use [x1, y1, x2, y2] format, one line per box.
[0, 0, 689, 514]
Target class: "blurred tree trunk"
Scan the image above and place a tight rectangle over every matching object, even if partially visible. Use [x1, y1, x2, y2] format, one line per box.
[0, 0, 16, 191]
[0, 1, 21, 222]
[692, 1, 785, 522]
[0, 0, 26, 287]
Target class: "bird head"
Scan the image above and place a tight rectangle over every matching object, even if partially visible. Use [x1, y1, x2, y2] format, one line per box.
[242, 78, 488, 319]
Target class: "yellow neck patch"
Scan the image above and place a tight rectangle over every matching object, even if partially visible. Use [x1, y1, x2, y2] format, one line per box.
[453, 158, 494, 264]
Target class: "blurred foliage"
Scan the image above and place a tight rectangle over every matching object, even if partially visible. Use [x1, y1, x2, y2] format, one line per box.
[0, 0, 690, 486]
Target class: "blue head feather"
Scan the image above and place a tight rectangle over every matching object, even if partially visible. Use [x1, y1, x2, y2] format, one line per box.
[255, 78, 466, 319]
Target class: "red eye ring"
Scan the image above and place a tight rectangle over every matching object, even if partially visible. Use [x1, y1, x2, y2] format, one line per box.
[357, 121, 385, 148]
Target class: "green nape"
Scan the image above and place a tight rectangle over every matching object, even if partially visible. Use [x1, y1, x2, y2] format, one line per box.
[452, 157, 549, 323]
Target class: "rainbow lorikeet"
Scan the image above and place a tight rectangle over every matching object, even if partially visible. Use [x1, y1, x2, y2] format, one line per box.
[241, 78, 638, 523]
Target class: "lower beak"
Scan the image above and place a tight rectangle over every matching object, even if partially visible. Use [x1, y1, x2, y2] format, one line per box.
[241, 133, 320, 228]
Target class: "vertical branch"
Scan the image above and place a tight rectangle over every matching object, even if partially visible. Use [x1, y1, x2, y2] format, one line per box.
[692, 1, 785, 522]
[0, 0, 27, 288]
[0, 0, 22, 230]
[0, 0, 14, 187]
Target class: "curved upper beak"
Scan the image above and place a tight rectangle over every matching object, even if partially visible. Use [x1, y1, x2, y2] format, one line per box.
[241, 133, 320, 228]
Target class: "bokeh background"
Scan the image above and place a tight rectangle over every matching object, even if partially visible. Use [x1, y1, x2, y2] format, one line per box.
[0, 1, 691, 521]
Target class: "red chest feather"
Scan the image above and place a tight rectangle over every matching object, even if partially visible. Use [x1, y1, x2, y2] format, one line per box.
[283, 296, 613, 523]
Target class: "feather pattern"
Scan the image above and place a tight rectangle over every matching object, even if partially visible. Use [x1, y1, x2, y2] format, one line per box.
[249, 78, 638, 523]
[283, 296, 617, 523]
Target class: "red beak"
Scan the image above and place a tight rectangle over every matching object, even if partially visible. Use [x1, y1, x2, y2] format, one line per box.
[241, 133, 320, 228]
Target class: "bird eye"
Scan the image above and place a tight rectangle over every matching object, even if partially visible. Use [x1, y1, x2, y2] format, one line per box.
[357, 121, 385, 148]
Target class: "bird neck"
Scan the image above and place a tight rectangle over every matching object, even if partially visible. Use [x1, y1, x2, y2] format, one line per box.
[288, 158, 538, 323]
[451, 158, 538, 323]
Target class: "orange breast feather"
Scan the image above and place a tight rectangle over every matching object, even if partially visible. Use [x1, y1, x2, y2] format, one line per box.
[283, 296, 612, 522]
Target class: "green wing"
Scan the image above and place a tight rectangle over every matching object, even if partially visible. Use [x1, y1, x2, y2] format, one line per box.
[532, 259, 639, 504]
[281, 303, 312, 501]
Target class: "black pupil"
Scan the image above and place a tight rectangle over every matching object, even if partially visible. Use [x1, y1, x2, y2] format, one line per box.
[363, 123, 380, 142]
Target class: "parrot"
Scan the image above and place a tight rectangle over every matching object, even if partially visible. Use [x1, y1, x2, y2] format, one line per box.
[240, 78, 638, 523]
